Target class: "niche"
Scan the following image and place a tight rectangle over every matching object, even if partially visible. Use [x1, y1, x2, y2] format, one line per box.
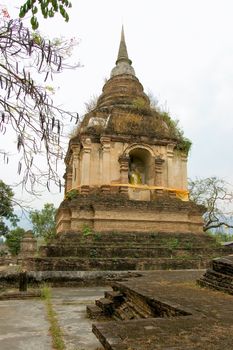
[128, 148, 152, 185]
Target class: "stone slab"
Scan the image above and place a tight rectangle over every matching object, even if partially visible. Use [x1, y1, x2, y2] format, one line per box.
[51, 287, 111, 350]
[93, 270, 233, 350]
[0, 299, 51, 350]
[0, 290, 41, 300]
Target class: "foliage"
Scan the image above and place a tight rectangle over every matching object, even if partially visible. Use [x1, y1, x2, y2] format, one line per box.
[0, 17, 78, 193]
[189, 177, 233, 232]
[175, 137, 192, 155]
[0, 249, 7, 256]
[66, 189, 79, 200]
[82, 224, 92, 237]
[207, 230, 233, 243]
[5, 227, 26, 255]
[94, 232, 101, 241]
[160, 112, 192, 154]
[84, 94, 98, 113]
[19, 0, 72, 30]
[166, 238, 180, 250]
[0, 180, 18, 235]
[132, 97, 148, 112]
[148, 94, 192, 155]
[184, 241, 193, 250]
[29, 203, 56, 242]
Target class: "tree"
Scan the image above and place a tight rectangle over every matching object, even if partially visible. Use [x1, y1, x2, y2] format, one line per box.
[19, 0, 72, 30]
[0, 16, 78, 193]
[0, 180, 18, 235]
[5, 227, 26, 255]
[188, 177, 233, 232]
[29, 203, 56, 242]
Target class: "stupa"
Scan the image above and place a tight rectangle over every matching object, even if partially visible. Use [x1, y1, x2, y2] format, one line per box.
[56, 27, 204, 235]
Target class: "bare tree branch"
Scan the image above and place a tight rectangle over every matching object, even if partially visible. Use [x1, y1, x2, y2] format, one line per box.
[189, 177, 233, 232]
[0, 18, 79, 193]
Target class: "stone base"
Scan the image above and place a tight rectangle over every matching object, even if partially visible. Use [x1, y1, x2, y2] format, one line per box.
[21, 194, 232, 274]
[56, 192, 205, 234]
[22, 230, 233, 272]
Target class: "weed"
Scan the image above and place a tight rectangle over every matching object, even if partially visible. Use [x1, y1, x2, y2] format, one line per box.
[66, 189, 79, 200]
[94, 232, 101, 241]
[82, 224, 92, 237]
[150, 233, 158, 239]
[41, 284, 51, 300]
[41, 285, 65, 350]
[184, 242, 193, 250]
[110, 231, 118, 235]
[90, 248, 98, 258]
[167, 238, 180, 250]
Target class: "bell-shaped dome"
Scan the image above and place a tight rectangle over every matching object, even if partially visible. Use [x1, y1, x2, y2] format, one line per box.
[96, 26, 150, 110]
[77, 27, 188, 148]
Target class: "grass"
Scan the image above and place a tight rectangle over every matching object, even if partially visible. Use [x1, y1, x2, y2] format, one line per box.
[41, 285, 65, 350]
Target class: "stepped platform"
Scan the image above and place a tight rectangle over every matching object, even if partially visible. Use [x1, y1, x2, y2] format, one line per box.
[197, 255, 233, 295]
[23, 231, 232, 272]
[90, 270, 233, 350]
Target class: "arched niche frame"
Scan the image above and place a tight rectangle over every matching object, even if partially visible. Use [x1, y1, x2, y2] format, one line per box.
[122, 143, 155, 186]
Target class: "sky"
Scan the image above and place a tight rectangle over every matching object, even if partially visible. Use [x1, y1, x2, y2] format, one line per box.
[1, 0, 233, 212]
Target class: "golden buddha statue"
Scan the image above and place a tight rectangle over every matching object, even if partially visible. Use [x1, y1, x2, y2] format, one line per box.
[129, 164, 142, 185]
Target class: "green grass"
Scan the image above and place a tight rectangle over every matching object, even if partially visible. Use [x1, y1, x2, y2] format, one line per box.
[41, 285, 65, 350]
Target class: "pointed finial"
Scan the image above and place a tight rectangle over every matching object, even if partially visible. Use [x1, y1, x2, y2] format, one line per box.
[116, 26, 132, 65]
[111, 26, 135, 77]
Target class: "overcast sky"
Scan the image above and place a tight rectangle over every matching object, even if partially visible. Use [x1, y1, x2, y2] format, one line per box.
[2, 0, 233, 210]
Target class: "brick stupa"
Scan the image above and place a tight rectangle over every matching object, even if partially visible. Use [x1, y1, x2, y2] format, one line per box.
[56, 27, 204, 235]
[25, 28, 230, 273]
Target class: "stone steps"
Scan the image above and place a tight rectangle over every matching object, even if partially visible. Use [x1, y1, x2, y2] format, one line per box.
[26, 256, 214, 271]
[124, 300, 150, 319]
[198, 278, 233, 295]
[27, 230, 232, 272]
[96, 297, 114, 315]
[86, 304, 104, 319]
[42, 245, 225, 259]
[88, 287, 148, 321]
[197, 255, 233, 295]
[113, 302, 139, 320]
[212, 257, 233, 276]
[87, 290, 129, 321]
[56, 231, 219, 245]
[46, 240, 220, 248]
[102, 237, 215, 244]
[104, 290, 124, 303]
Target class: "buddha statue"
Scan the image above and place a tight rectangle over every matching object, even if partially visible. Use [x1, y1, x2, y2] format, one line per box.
[129, 163, 142, 185]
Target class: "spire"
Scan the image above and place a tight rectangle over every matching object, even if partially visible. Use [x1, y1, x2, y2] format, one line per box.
[116, 26, 132, 65]
[111, 26, 135, 77]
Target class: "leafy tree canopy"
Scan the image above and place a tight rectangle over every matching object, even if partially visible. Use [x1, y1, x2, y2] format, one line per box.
[19, 0, 72, 30]
[29, 203, 56, 242]
[0, 180, 18, 235]
[189, 176, 233, 232]
[5, 226, 26, 255]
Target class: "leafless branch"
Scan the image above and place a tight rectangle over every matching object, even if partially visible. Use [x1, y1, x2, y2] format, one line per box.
[189, 177, 233, 232]
[0, 18, 80, 193]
